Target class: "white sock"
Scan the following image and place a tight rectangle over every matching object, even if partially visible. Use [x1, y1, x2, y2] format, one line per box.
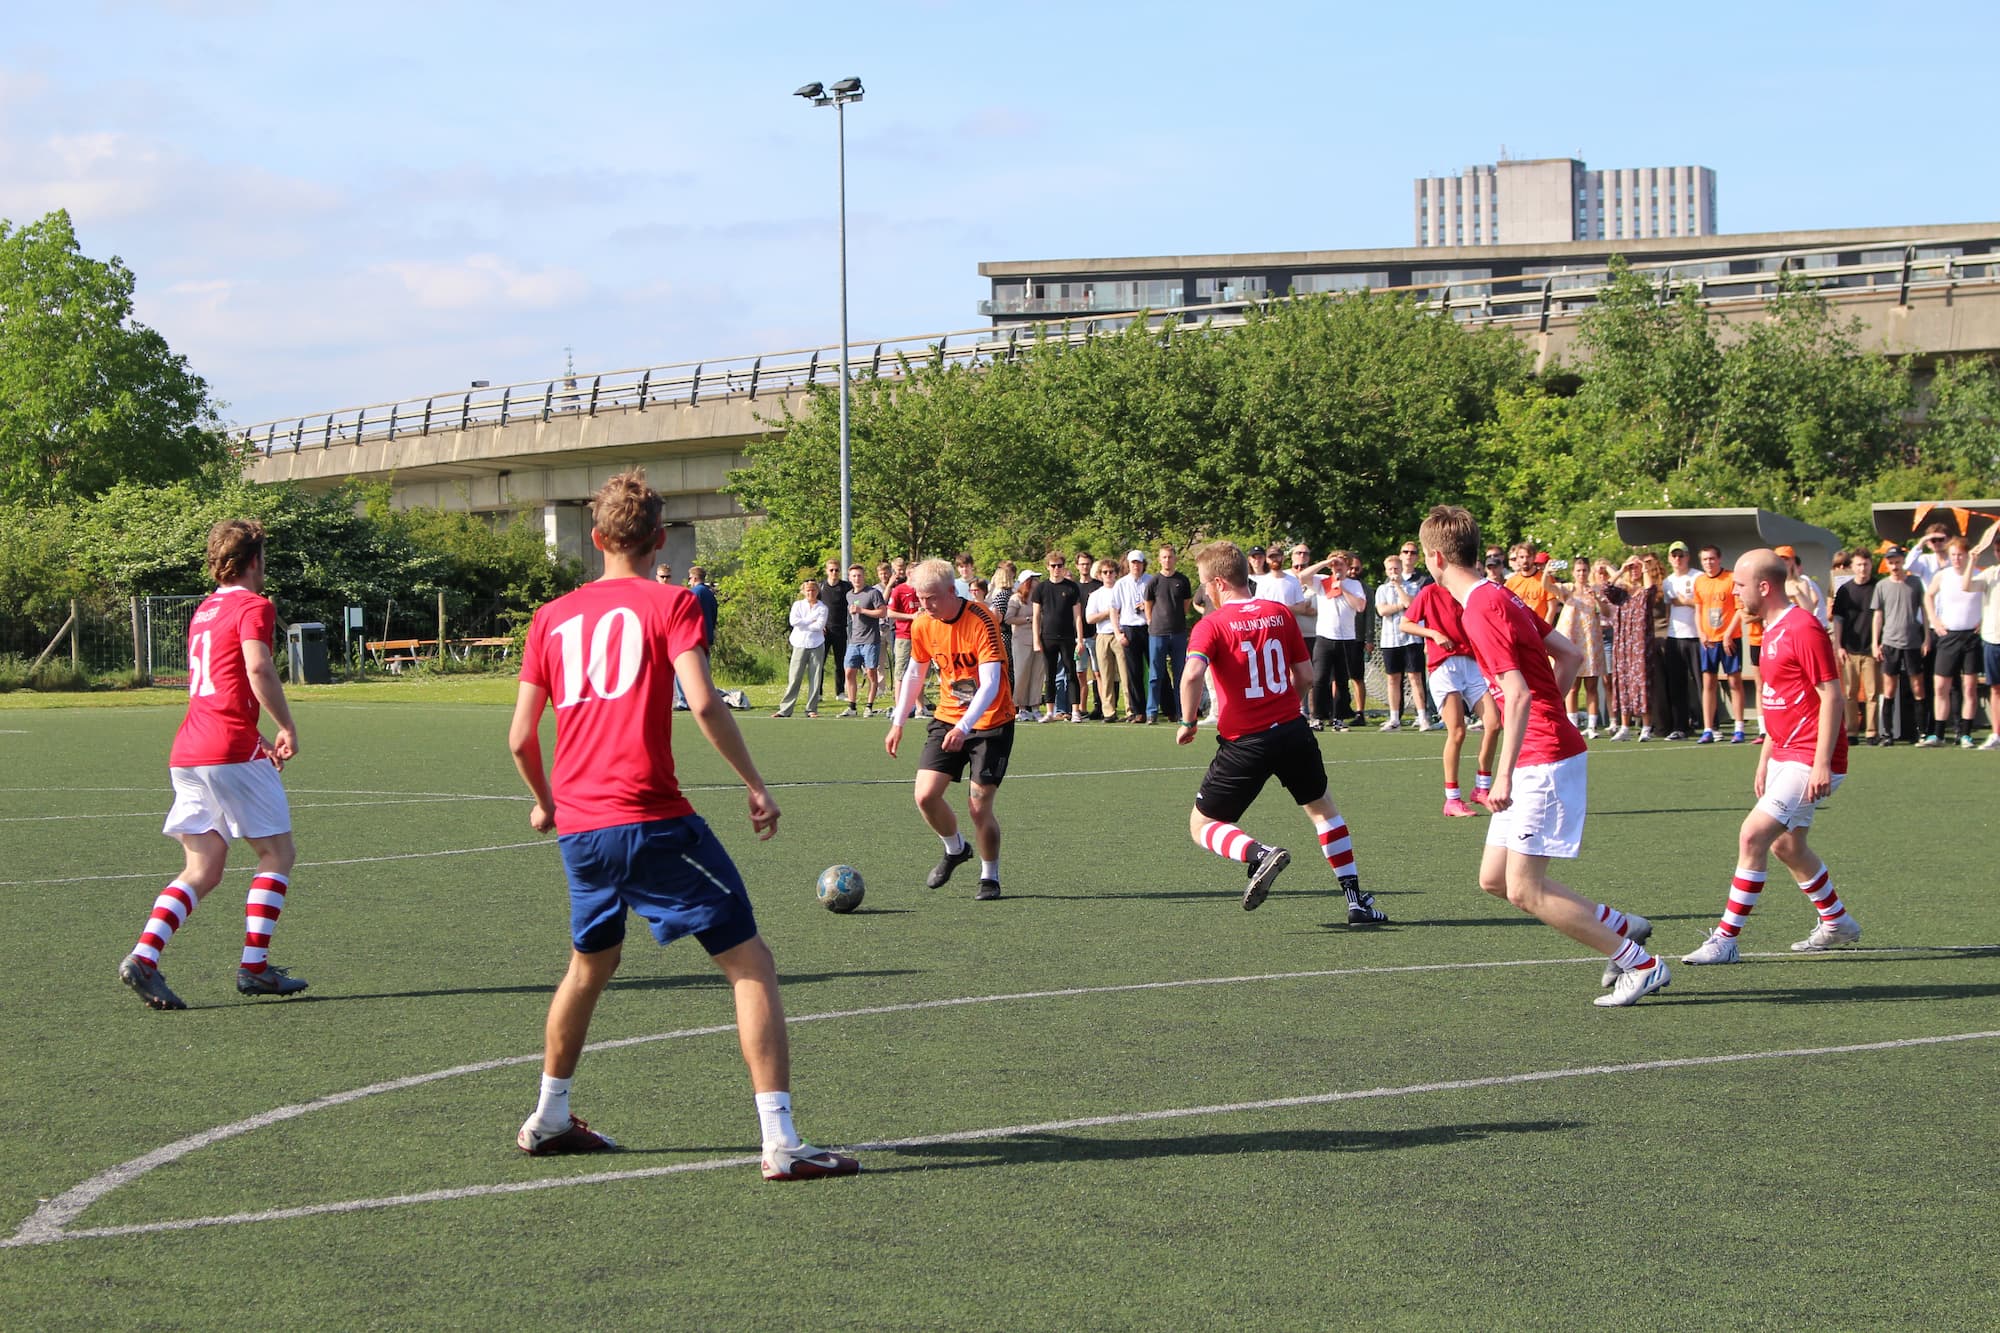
[532, 1074, 572, 1131]
[942, 832, 967, 855]
[756, 1090, 800, 1151]
[980, 859, 1000, 881]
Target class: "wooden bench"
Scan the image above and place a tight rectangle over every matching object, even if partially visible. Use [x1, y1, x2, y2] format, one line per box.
[365, 638, 434, 673]
[450, 636, 514, 662]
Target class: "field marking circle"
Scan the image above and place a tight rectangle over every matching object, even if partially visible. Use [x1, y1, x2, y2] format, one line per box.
[8, 946, 1995, 1248]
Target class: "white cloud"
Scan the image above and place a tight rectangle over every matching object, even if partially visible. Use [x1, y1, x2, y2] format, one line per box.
[374, 254, 590, 312]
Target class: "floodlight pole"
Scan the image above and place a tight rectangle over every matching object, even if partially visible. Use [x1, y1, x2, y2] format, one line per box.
[834, 94, 853, 575]
[798, 78, 863, 573]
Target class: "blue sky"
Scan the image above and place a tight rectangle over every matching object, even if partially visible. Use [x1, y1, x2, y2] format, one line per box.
[5, 0, 1995, 425]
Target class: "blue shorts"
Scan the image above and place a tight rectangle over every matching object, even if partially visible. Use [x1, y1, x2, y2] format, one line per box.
[844, 641, 880, 670]
[558, 814, 759, 956]
[1699, 642, 1741, 675]
[1985, 640, 2000, 685]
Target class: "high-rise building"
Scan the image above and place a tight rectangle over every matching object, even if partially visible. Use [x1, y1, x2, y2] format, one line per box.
[1414, 158, 1716, 248]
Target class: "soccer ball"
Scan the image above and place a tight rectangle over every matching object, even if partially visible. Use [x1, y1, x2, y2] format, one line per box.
[816, 864, 865, 913]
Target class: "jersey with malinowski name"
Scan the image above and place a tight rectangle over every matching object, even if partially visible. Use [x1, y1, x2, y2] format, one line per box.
[1758, 605, 1848, 774]
[1187, 596, 1310, 740]
[1402, 583, 1475, 673]
[170, 586, 277, 768]
[520, 577, 709, 836]
[1459, 580, 1586, 768]
[911, 598, 1013, 730]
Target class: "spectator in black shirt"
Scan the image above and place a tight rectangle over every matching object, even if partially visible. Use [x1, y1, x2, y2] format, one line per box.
[1032, 552, 1084, 722]
[1830, 552, 1878, 742]
[1146, 543, 1194, 723]
[1075, 554, 1103, 719]
[818, 559, 850, 704]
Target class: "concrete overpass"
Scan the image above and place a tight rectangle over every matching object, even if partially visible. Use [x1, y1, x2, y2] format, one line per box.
[240, 230, 2000, 568]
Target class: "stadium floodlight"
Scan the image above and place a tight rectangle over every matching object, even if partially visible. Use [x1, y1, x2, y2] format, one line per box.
[795, 75, 865, 572]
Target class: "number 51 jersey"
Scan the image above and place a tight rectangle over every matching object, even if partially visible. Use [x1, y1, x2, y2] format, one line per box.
[1186, 596, 1310, 741]
[171, 585, 277, 767]
[520, 577, 710, 836]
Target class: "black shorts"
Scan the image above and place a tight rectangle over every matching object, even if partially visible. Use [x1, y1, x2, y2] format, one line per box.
[1195, 716, 1328, 824]
[1935, 628, 1982, 677]
[1381, 643, 1424, 675]
[1339, 638, 1366, 680]
[1747, 642, 1761, 668]
[1880, 645, 1925, 678]
[917, 718, 1014, 787]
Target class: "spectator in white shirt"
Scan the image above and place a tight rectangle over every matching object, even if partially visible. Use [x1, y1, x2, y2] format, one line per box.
[772, 579, 829, 718]
[1085, 559, 1133, 721]
[1111, 551, 1155, 723]
[1375, 554, 1428, 731]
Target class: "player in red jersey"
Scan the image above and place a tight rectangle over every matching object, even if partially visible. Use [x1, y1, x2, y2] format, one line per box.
[508, 471, 857, 1181]
[1400, 580, 1502, 817]
[1174, 541, 1386, 923]
[1419, 506, 1667, 1007]
[119, 519, 307, 1011]
[1682, 550, 1859, 964]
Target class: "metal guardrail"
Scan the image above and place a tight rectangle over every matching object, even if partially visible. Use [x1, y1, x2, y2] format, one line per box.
[237, 236, 2000, 458]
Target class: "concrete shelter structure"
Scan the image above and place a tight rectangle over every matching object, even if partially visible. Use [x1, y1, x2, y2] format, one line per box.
[1614, 509, 1840, 581]
[1870, 500, 2000, 544]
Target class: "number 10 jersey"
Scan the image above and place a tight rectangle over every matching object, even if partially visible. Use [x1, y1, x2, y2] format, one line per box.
[1186, 596, 1310, 740]
[520, 577, 710, 835]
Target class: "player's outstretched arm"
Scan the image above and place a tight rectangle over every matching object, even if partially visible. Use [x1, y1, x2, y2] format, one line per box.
[242, 639, 299, 761]
[507, 681, 557, 831]
[884, 657, 926, 758]
[675, 648, 779, 839]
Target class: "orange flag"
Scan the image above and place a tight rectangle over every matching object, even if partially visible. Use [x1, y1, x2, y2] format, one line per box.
[1951, 507, 1970, 534]
[1910, 503, 1934, 531]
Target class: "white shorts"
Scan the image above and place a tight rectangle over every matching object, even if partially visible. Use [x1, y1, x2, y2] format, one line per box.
[1754, 760, 1844, 831]
[164, 760, 292, 840]
[1428, 656, 1488, 706]
[1485, 751, 1587, 859]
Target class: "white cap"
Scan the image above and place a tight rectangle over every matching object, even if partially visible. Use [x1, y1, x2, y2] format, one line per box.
[1126, 549, 1147, 563]
[1017, 568, 1040, 580]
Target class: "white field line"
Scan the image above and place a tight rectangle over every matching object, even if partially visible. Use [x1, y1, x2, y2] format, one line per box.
[0, 796, 524, 824]
[0, 841, 555, 887]
[7, 947, 1994, 1249]
[12, 1027, 1997, 1248]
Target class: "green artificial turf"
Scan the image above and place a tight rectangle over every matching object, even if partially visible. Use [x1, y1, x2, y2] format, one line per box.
[0, 702, 1994, 1329]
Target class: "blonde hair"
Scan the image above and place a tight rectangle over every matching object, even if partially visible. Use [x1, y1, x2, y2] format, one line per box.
[1191, 540, 1248, 591]
[590, 470, 663, 554]
[206, 519, 266, 584]
[909, 557, 956, 593]
[1418, 505, 1481, 570]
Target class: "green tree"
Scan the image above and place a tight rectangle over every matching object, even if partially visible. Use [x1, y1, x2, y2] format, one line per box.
[0, 210, 226, 503]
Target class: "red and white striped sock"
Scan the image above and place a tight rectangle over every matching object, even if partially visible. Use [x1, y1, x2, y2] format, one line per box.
[241, 873, 289, 973]
[1314, 816, 1356, 876]
[1611, 936, 1658, 971]
[1475, 769, 1493, 792]
[1797, 865, 1848, 923]
[132, 883, 196, 967]
[1717, 868, 1765, 937]
[1200, 821, 1257, 864]
[1444, 783, 1462, 802]
[1594, 903, 1638, 938]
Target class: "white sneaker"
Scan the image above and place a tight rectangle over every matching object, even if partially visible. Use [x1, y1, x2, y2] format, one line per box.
[1681, 929, 1741, 965]
[1379, 719, 1401, 732]
[1610, 725, 1631, 742]
[1638, 728, 1652, 742]
[1981, 735, 2000, 750]
[1791, 916, 1862, 952]
[761, 1141, 861, 1181]
[1582, 727, 1598, 740]
[1415, 716, 1436, 732]
[1594, 959, 1670, 1007]
[1599, 913, 1652, 988]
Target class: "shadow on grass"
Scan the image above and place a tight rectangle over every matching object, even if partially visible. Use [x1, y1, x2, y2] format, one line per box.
[856, 1119, 1586, 1174]
[1662, 979, 2000, 1006]
[1593, 806, 1743, 816]
[267, 967, 922, 1006]
[1368, 911, 1715, 930]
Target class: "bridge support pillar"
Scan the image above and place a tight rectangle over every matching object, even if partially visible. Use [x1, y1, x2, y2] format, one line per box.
[542, 501, 599, 577]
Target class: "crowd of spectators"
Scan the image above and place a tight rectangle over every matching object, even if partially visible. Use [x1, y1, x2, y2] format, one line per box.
[755, 522, 2000, 748]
